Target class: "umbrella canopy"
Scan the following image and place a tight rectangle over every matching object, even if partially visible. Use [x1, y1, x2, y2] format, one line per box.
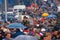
[42, 13, 49, 17]
[13, 35, 38, 40]
[7, 23, 26, 28]
[0, 20, 4, 22]
[47, 14, 57, 18]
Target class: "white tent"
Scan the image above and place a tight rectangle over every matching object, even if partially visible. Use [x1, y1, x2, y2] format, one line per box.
[13, 5, 26, 10]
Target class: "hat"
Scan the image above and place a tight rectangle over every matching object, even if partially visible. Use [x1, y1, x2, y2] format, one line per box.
[24, 16, 28, 19]
[44, 0, 47, 2]
[41, 28, 46, 32]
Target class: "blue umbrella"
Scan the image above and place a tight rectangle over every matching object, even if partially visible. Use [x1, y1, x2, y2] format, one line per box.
[7, 23, 26, 28]
[13, 35, 38, 40]
[47, 14, 57, 18]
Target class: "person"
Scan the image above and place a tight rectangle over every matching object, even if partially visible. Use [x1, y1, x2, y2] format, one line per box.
[34, 28, 42, 40]
[3, 33, 13, 40]
[56, 31, 60, 40]
[51, 30, 58, 40]
[0, 27, 5, 40]
[11, 28, 24, 38]
[28, 27, 35, 36]
[22, 16, 29, 26]
[43, 32, 52, 40]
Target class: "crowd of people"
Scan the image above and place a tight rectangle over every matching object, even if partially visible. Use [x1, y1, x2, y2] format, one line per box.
[0, 0, 60, 40]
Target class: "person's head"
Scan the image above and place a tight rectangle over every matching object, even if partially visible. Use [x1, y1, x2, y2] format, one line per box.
[10, 28, 16, 32]
[0, 27, 5, 30]
[29, 27, 33, 31]
[35, 28, 40, 33]
[53, 30, 58, 36]
[57, 30, 60, 38]
[33, 17, 37, 21]
[43, 32, 52, 40]
[48, 25, 54, 28]
[5, 33, 11, 39]
[23, 16, 28, 20]
[0, 27, 2, 30]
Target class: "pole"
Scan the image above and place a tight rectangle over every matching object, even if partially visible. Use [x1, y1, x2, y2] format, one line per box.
[5, 0, 7, 21]
[34, 0, 37, 10]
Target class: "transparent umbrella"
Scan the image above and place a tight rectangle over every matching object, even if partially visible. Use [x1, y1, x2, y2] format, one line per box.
[7, 23, 27, 29]
[13, 35, 38, 40]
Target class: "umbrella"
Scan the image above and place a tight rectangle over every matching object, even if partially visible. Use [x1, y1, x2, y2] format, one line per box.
[47, 14, 57, 18]
[0, 20, 4, 22]
[42, 13, 49, 17]
[13, 35, 38, 40]
[7, 23, 26, 28]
